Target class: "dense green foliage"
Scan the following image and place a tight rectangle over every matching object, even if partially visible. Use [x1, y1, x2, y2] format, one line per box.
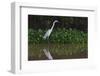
[28, 28, 87, 44]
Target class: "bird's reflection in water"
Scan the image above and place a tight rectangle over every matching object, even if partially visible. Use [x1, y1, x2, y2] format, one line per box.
[43, 48, 53, 60]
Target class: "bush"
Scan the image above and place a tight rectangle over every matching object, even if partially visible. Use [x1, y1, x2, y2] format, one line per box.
[28, 28, 87, 44]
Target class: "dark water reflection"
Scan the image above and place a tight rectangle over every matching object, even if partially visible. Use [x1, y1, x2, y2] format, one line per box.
[28, 43, 88, 60]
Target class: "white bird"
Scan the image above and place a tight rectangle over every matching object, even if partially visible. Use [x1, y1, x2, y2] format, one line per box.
[43, 20, 58, 39]
[43, 20, 58, 60]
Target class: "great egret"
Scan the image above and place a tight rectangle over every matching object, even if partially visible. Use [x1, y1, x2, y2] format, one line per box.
[43, 20, 58, 39]
[43, 20, 58, 60]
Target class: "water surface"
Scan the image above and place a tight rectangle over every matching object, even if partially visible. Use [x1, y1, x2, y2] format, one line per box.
[28, 43, 88, 60]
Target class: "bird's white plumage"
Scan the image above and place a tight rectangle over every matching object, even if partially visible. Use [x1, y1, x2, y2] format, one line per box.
[43, 20, 58, 39]
[42, 20, 58, 60]
[43, 29, 52, 39]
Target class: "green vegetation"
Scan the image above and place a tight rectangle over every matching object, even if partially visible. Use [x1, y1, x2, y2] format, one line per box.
[28, 28, 87, 44]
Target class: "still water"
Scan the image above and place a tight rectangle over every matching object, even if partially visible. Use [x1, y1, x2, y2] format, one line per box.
[28, 43, 88, 60]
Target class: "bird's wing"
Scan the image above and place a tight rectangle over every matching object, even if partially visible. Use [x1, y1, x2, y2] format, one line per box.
[43, 30, 51, 39]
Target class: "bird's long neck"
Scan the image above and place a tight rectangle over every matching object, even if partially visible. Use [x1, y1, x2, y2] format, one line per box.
[50, 22, 56, 31]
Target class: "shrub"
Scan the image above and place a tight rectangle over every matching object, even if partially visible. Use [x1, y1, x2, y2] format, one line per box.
[28, 28, 87, 44]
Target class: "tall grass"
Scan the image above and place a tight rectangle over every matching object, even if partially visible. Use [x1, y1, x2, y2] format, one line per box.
[28, 28, 87, 44]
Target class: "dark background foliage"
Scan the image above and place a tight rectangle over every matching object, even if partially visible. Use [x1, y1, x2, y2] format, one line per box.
[28, 15, 88, 44]
[28, 15, 88, 32]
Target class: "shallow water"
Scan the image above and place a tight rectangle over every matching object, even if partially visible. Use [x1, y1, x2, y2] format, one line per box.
[28, 43, 88, 60]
